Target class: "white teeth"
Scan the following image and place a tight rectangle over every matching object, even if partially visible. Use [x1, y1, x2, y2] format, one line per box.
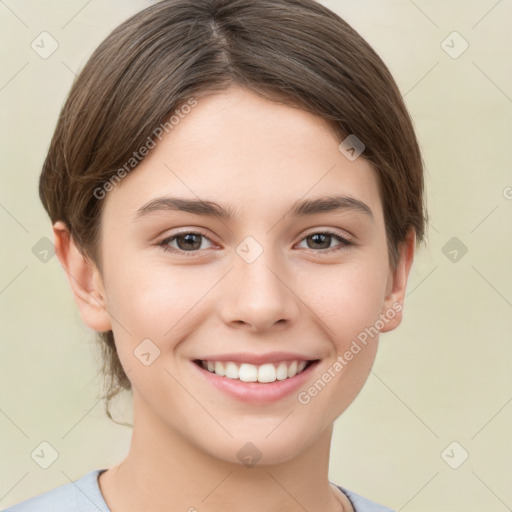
[225, 362, 239, 379]
[287, 361, 298, 378]
[214, 361, 226, 376]
[239, 363, 258, 382]
[276, 362, 288, 380]
[258, 363, 276, 383]
[200, 359, 311, 383]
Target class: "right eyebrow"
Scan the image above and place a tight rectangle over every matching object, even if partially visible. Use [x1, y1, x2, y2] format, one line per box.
[134, 197, 235, 221]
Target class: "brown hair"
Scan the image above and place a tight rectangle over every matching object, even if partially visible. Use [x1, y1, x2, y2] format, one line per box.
[39, 0, 427, 424]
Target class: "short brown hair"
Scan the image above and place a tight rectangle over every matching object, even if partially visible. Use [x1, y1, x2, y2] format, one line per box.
[39, 0, 427, 423]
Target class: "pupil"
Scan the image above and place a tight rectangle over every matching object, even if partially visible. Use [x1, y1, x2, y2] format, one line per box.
[310, 233, 330, 249]
[178, 234, 201, 251]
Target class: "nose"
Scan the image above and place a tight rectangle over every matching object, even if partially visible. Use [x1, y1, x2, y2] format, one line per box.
[218, 246, 300, 332]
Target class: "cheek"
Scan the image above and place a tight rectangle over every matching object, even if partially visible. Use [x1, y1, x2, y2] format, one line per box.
[296, 260, 388, 422]
[308, 257, 389, 345]
[101, 261, 204, 388]
[104, 247, 389, 344]
[101, 253, 219, 360]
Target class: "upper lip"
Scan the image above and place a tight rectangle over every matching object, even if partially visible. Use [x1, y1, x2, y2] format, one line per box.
[195, 352, 319, 365]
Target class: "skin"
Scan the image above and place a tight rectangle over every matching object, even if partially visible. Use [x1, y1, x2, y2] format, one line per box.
[54, 85, 415, 512]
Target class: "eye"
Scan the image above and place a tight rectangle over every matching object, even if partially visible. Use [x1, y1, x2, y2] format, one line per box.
[296, 230, 353, 253]
[158, 229, 353, 257]
[159, 231, 215, 255]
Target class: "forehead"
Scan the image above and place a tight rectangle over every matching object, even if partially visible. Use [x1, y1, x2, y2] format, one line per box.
[102, 86, 383, 225]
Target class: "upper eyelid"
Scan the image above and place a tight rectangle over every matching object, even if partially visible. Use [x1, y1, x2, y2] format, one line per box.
[160, 230, 216, 248]
[161, 229, 214, 243]
[301, 227, 353, 241]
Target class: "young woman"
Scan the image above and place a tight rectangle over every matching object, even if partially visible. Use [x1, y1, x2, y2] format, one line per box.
[4, 0, 426, 510]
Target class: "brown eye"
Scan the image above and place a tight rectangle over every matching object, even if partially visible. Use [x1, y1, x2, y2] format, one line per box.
[174, 233, 203, 251]
[159, 231, 214, 255]
[306, 233, 333, 250]
[297, 230, 352, 253]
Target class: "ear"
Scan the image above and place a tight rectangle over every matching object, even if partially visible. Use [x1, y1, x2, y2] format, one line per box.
[380, 228, 416, 333]
[53, 221, 112, 332]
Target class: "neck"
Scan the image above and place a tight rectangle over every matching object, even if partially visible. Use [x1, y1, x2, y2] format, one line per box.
[98, 391, 350, 512]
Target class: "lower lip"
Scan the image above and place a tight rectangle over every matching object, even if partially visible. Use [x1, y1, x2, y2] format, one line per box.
[191, 360, 319, 404]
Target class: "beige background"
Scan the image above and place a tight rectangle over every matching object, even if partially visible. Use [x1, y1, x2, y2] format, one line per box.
[1, 1, 511, 511]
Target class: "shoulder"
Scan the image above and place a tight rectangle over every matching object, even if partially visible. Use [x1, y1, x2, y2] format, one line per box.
[334, 483, 395, 512]
[2, 469, 110, 512]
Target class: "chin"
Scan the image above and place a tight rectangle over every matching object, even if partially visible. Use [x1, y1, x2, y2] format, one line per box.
[193, 426, 319, 468]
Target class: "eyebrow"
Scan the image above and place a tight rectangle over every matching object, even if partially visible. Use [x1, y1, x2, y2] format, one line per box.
[134, 194, 374, 221]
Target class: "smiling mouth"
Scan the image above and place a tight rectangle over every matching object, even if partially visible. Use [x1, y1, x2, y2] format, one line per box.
[193, 359, 318, 383]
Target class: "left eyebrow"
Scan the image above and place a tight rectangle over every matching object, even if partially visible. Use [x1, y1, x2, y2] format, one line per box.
[288, 195, 374, 220]
[133, 194, 374, 221]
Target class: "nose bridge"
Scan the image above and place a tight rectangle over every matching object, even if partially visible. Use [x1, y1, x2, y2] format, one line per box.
[219, 235, 298, 330]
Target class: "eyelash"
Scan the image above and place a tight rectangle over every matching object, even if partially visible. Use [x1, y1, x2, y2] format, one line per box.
[158, 229, 353, 257]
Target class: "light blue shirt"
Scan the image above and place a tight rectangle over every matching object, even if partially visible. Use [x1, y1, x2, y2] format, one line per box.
[2, 469, 395, 511]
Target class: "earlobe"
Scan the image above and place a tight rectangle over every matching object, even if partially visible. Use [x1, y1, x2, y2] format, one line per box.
[53, 221, 112, 332]
[380, 228, 416, 333]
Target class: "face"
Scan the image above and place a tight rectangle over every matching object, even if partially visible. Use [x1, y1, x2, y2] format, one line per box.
[84, 86, 409, 465]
